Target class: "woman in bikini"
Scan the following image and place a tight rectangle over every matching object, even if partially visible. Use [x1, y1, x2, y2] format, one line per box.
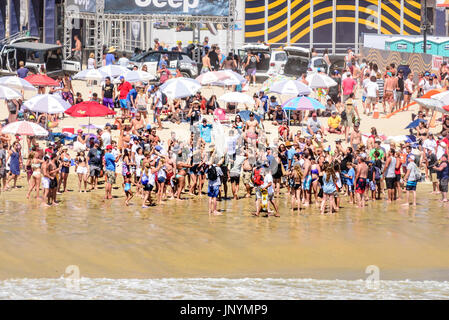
[58, 147, 71, 193]
[26, 151, 44, 199]
[290, 164, 303, 212]
[75, 151, 88, 192]
[310, 158, 321, 205]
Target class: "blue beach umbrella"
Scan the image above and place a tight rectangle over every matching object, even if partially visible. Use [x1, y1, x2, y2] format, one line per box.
[239, 110, 261, 123]
[405, 118, 427, 129]
[282, 96, 325, 111]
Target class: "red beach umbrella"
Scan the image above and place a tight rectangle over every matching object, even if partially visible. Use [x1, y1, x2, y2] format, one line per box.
[24, 74, 59, 87]
[65, 101, 116, 117]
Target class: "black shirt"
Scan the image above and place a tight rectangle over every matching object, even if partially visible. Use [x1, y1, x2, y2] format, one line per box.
[88, 147, 102, 166]
[397, 77, 404, 92]
[246, 55, 258, 69]
[190, 109, 201, 125]
[208, 50, 219, 70]
[328, 77, 341, 96]
[341, 154, 353, 172]
[103, 83, 114, 99]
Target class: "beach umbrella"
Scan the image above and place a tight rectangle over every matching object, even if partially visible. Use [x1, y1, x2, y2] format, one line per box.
[195, 71, 230, 85]
[99, 65, 129, 78]
[119, 70, 156, 83]
[23, 94, 71, 114]
[305, 73, 338, 88]
[269, 79, 311, 96]
[73, 69, 108, 81]
[239, 110, 261, 123]
[66, 101, 116, 134]
[0, 85, 22, 100]
[210, 70, 246, 86]
[282, 96, 325, 111]
[405, 118, 427, 129]
[431, 90, 449, 106]
[0, 76, 37, 92]
[65, 101, 116, 118]
[386, 89, 445, 118]
[261, 75, 295, 92]
[160, 77, 201, 99]
[80, 124, 103, 130]
[24, 74, 59, 87]
[218, 92, 254, 105]
[1, 120, 48, 136]
[413, 98, 444, 109]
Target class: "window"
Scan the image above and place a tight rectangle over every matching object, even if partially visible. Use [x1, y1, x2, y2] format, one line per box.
[143, 53, 160, 62]
[274, 52, 287, 62]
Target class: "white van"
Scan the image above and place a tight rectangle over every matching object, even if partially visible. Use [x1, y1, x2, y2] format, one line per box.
[239, 44, 287, 79]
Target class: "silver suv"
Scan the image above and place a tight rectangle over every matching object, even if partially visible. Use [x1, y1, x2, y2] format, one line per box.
[128, 51, 198, 79]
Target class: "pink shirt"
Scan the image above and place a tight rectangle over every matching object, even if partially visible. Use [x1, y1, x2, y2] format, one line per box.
[342, 77, 356, 95]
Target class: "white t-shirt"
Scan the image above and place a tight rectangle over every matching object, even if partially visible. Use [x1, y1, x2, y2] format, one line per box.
[405, 79, 414, 93]
[364, 81, 379, 98]
[154, 90, 163, 109]
[362, 78, 370, 96]
[261, 173, 274, 194]
[422, 138, 437, 154]
[118, 57, 130, 67]
[101, 131, 111, 148]
[87, 58, 95, 69]
[226, 134, 240, 155]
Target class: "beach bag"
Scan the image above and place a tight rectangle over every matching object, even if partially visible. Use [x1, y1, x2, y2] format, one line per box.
[161, 92, 168, 106]
[207, 165, 218, 181]
[252, 168, 264, 186]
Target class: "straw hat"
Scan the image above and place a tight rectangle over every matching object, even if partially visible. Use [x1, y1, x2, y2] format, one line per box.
[108, 47, 116, 53]
[123, 119, 131, 126]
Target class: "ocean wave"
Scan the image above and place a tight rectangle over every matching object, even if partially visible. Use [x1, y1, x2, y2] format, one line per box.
[1, 278, 449, 299]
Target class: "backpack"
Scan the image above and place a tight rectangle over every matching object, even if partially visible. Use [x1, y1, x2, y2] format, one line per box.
[207, 165, 218, 181]
[161, 92, 168, 105]
[252, 168, 264, 186]
[409, 162, 422, 182]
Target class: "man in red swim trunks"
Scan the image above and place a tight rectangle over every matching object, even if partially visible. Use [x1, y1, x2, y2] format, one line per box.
[355, 153, 369, 208]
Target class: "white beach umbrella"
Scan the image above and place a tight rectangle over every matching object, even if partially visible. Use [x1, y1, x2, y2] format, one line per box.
[431, 91, 449, 106]
[413, 98, 444, 109]
[99, 65, 129, 78]
[23, 94, 71, 114]
[0, 85, 22, 100]
[1, 121, 48, 136]
[73, 69, 108, 81]
[119, 70, 156, 83]
[211, 70, 246, 86]
[196, 71, 230, 85]
[305, 73, 338, 88]
[0, 76, 36, 92]
[218, 92, 254, 105]
[160, 77, 201, 99]
[269, 79, 312, 96]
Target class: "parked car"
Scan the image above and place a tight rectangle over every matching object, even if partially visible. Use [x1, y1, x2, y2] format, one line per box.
[238, 44, 287, 78]
[128, 50, 198, 78]
[283, 46, 345, 77]
[0, 40, 81, 76]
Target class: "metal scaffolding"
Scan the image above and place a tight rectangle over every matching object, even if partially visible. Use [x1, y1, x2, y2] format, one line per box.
[63, 1, 236, 67]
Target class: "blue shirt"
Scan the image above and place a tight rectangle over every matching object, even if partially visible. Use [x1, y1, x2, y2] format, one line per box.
[126, 88, 138, 103]
[266, 154, 274, 165]
[287, 148, 296, 168]
[260, 95, 268, 112]
[158, 59, 168, 69]
[199, 124, 213, 143]
[17, 67, 29, 78]
[104, 152, 116, 171]
[105, 53, 115, 66]
[347, 168, 355, 186]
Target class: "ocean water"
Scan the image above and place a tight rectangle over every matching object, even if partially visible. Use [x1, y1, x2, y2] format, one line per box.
[1, 277, 449, 299]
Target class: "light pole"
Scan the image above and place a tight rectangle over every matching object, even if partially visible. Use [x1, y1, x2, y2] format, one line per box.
[423, 0, 427, 53]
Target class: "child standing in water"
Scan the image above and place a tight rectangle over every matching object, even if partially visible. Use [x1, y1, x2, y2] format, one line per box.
[123, 172, 133, 206]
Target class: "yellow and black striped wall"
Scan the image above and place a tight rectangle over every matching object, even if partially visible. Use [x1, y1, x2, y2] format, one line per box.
[245, 0, 422, 52]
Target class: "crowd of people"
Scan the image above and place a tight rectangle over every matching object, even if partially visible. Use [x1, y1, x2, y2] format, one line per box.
[1, 44, 449, 215]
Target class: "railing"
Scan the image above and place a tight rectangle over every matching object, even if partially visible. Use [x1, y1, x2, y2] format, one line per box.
[0, 31, 29, 46]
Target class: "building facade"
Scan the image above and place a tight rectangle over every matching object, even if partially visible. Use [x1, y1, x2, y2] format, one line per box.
[245, 0, 447, 53]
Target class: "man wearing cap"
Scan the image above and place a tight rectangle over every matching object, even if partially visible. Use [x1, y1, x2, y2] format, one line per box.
[105, 47, 116, 66]
[187, 100, 201, 130]
[403, 154, 420, 206]
[397, 60, 411, 79]
[117, 76, 132, 116]
[102, 77, 115, 112]
[328, 71, 341, 106]
[103, 145, 121, 200]
[199, 118, 213, 144]
[384, 71, 397, 113]
[433, 154, 449, 203]
[355, 152, 368, 208]
[126, 84, 138, 116]
[245, 112, 259, 142]
[87, 140, 102, 190]
[327, 111, 342, 134]
[342, 72, 357, 103]
[306, 113, 324, 137]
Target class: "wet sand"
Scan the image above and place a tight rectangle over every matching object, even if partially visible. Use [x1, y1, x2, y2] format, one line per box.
[1, 178, 449, 281]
